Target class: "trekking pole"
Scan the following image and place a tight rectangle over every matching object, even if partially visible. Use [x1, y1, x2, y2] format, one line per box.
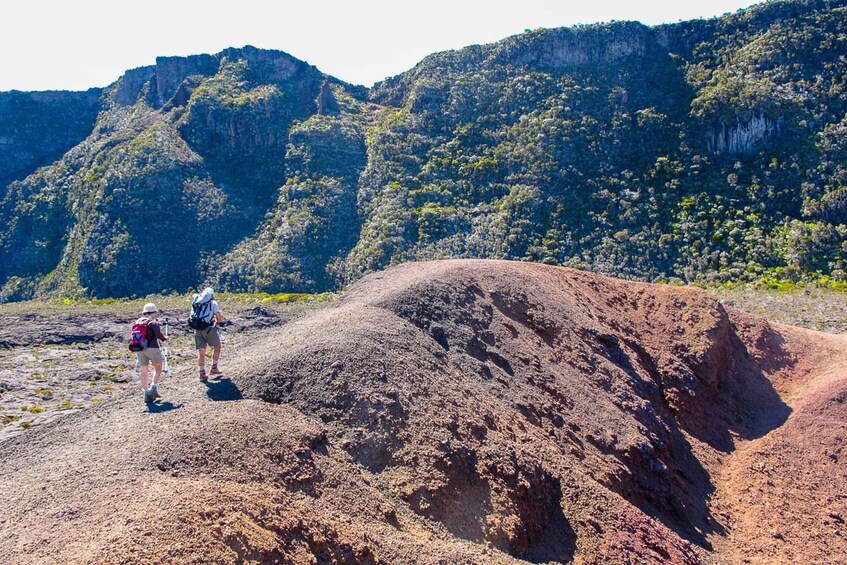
[162, 318, 171, 376]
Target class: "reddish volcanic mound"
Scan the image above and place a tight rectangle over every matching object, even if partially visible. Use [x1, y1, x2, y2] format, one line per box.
[1, 259, 845, 564]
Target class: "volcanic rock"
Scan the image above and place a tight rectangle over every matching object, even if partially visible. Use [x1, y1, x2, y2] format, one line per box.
[0, 260, 845, 563]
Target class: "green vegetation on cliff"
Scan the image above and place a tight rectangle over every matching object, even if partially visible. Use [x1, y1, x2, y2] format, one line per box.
[350, 0, 847, 286]
[1, 1, 846, 300]
[0, 48, 351, 300]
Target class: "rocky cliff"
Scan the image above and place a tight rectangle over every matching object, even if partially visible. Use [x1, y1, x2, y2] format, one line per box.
[0, 89, 101, 188]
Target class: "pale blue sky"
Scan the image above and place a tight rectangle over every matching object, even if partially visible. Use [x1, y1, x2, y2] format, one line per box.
[1, 0, 759, 92]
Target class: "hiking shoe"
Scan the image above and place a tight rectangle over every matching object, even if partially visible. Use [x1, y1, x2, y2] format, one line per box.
[149, 387, 161, 400]
[144, 390, 155, 403]
[199, 370, 207, 381]
[210, 366, 222, 375]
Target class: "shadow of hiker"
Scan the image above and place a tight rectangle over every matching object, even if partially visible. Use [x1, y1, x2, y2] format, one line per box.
[204, 377, 243, 401]
[146, 401, 182, 413]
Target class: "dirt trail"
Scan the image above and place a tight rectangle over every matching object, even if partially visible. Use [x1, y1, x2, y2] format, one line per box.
[0, 305, 291, 442]
[0, 340, 511, 564]
[0, 259, 844, 564]
[709, 326, 847, 562]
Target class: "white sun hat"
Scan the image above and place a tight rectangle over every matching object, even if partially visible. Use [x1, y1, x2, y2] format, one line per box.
[142, 303, 158, 314]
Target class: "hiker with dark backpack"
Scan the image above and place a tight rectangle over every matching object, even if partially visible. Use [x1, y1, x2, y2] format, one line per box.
[128, 303, 169, 403]
[188, 287, 223, 381]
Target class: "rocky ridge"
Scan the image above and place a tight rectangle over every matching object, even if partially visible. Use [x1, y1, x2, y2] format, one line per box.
[0, 260, 844, 563]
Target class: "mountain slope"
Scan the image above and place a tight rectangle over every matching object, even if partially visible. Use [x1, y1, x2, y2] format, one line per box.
[2, 0, 847, 300]
[344, 0, 847, 286]
[0, 47, 365, 300]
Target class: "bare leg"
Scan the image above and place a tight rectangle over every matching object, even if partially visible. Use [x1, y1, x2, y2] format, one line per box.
[140, 365, 149, 390]
[198, 347, 206, 370]
[212, 345, 221, 366]
[152, 362, 164, 384]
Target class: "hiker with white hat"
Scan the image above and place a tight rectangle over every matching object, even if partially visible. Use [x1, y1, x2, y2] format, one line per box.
[128, 303, 169, 403]
[187, 287, 223, 381]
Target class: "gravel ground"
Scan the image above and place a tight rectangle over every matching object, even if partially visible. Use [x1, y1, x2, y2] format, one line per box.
[0, 301, 326, 443]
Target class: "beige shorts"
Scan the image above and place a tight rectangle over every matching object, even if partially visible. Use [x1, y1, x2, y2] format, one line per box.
[195, 326, 221, 349]
[136, 347, 163, 367]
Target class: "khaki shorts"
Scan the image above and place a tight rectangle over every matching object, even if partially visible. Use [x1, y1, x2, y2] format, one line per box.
[195, 326, 221, 349]
[136, 347, 163, 367]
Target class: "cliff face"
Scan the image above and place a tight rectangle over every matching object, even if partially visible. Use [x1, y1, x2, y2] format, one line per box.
[1, 0, 846, 301]
[497, 22, 653, 68]
[154, 54, 218, 107]
[215, 86, 370, 293]
[0, 89, 102, 187]
[708, 114, 782, 154]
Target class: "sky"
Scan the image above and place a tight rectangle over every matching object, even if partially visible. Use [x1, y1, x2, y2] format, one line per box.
[0, 0, 760, 92]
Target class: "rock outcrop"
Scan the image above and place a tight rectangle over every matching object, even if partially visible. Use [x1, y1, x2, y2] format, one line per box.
[708, 113, 781, 154]
[154, 53, 218, 106]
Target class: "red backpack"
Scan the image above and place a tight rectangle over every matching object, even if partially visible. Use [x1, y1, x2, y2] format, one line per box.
[128, 318, 150, 352]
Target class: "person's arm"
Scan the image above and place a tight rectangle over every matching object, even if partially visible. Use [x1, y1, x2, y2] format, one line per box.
[213, 301, 223, 325]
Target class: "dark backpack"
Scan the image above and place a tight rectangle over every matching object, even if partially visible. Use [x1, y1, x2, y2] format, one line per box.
[188, 300, 213, 330]
[128, 319, 150, 351]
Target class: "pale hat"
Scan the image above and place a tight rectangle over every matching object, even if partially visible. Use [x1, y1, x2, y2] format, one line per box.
[142, 302, 158, 314]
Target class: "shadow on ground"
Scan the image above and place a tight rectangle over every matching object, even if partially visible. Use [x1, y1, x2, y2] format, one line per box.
[204, 377, 242, 401]
[146, 401, 182, 413]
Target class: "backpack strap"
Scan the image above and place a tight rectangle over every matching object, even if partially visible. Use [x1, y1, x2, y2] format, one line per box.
[143, 317, 154, 341]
